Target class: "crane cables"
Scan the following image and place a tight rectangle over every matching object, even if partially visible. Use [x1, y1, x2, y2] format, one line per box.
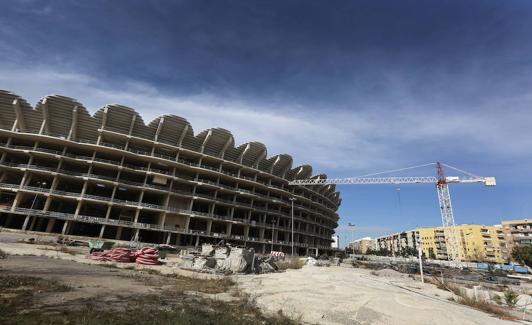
[349, 162, 436, 178]
[348, 162, 480, 179]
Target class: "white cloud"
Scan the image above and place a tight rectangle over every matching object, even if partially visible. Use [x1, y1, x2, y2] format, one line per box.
[1, 66, 531, 179]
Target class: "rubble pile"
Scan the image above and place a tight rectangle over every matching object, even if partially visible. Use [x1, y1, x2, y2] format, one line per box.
[305, 256, 331, 267]
[180, 243, 278, 274]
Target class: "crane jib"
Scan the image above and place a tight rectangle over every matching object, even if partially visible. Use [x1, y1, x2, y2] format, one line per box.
[288, 176, 494, 186]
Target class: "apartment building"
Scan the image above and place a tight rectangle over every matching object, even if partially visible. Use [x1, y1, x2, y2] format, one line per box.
[501, 219, 532, 251]
[375, 229, 418, 256]
[373, 224, 509, 263]
[348, 237, 373, 254]
[0, 90, 341, 255]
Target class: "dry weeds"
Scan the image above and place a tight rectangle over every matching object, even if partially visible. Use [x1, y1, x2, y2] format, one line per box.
[0, 273, 297, 325]
[429, 276, 513, 319]
[275, 258, 305, 270]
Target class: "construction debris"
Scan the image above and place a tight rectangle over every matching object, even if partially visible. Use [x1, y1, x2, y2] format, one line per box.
[305, 256, 332, 267]
[178, 243, 278, 274]
[306, 256, 317, 266]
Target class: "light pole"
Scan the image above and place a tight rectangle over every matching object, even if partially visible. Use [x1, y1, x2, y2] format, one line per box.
[418, 233, 424, 283]
[22, 181, 47, 231]
[271, 218, 276, 253]
[347, 223, 356, 256]
[289, 197, 296, 257]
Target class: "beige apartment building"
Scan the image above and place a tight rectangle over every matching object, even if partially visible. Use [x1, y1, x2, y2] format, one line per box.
[348, 237, 373, 254]
[0, 90, 341, 255]
[374, 224, 509, 263]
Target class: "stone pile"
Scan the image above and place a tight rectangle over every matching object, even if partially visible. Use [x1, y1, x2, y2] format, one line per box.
[180, 243, 278, 274]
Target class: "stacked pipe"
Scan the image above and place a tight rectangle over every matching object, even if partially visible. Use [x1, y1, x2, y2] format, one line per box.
[135, 247, 160, 265]
[88, 247, 159, 265]
[89, 247, 134, 262]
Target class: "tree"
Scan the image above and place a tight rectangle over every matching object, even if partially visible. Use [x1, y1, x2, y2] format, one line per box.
[428, 248, 436, 260]
[511, 245, 532, 267]
[365, 248, 375, 255]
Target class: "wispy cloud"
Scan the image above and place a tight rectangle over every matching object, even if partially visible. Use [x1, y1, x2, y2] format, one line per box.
[1, 65, 531, 180]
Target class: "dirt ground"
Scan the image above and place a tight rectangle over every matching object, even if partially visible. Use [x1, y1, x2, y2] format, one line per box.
[0, 255, 235, 311]
[235, 266, 520, 325]
[0, 230, 526, 325]
[0, 230, 296, 325]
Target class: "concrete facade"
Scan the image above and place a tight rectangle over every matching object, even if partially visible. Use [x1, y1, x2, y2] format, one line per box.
[373, 225, 509, 263]
[348, 237, 372, 254]
[501, 219, 532, 252]
[0, 90, 341, 255]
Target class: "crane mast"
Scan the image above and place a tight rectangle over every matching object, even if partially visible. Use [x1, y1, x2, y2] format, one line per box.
[436, 162, 460, 262]
[288, 162, 496, 264]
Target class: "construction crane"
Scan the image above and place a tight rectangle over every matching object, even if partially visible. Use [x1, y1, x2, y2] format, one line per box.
[289, 162, 496, 263]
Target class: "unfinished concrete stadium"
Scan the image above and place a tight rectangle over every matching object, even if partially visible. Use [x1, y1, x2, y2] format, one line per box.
[0, 90, 340, 255]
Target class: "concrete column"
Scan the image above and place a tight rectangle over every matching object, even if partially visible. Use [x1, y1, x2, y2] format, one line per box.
[29, 216, 37, 230]
[21, 215, 31, 231]
[43, 196, 53, 212]
[244, 225, 250, 240]
[99, 225, 106, 238]
[226, 223, 232, 236]
[184, 216, 190, 231]
[115, 227, 123, 240]
[133, 208, 141, 223]
[206, 220, 212, 235]
[104, 204, 112, 220]
[73, 200, 83, 217]
[19, 171, 30, 190]
[165, 232, 171, 244]
[61, 220, 69, 235]
[10, 192, 23, 211]
[195, 234, 199, 247]
[45, 218, 56, 232]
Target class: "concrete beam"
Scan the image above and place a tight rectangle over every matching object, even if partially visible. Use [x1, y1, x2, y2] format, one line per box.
[12, 99, 26, 131]
[254, 149, 267, 169]
[68, 106, 79, 141]
[200, 129, 213, 153]
[177, 124, 189, 147]
[128, 114, 137, 136]
[154, 117, 164, 142]
[39, 98, 50, 135]
[220, 136, 233, 159]
[238, 143, 251, 164]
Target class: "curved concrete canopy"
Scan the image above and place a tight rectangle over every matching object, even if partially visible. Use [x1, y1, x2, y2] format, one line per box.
[0, 90, 341, 203]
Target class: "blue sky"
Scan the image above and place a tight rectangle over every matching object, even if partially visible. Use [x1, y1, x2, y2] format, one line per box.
[1, 0, 532, 247]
